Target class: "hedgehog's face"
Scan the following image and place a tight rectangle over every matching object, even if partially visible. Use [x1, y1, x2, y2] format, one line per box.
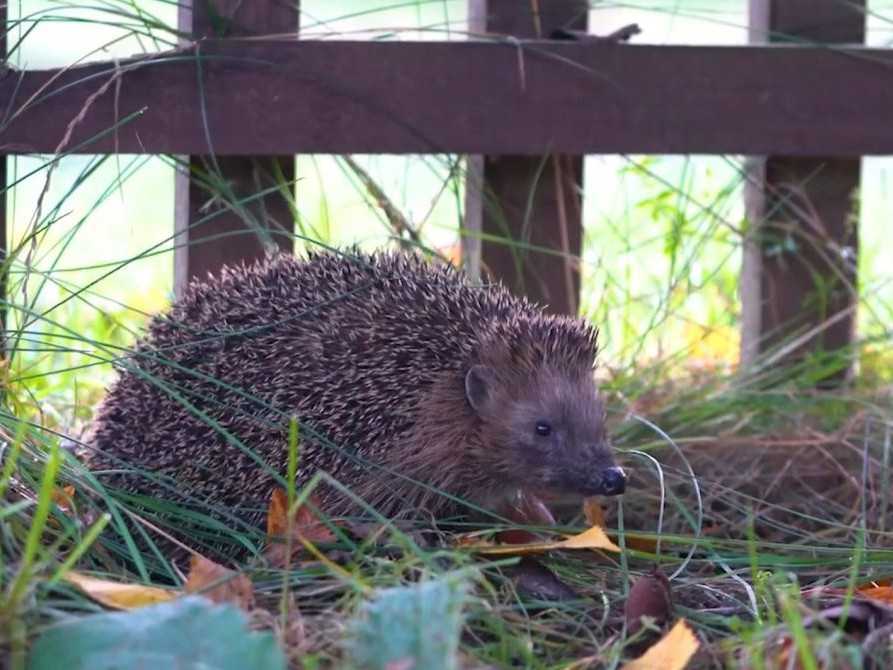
[465, 365, 626, 498]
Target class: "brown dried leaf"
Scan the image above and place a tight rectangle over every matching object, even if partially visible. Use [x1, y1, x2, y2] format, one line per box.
[622, 619, 699, 670]
[64, 571, 178, 610]
[265, 489, 337, 568]
[511, 557, 580, 601]
[184, 555, 254, 611]
[52, 485, 76, 514]
[507, 490, 557, 526]
[47, 485, 79, 530]
[626, 569, 673, 635]
[622, 535, 660, 554]
[495, 490, 557, 544]
[858, 584, 893, 606]
[266, 487, 289, 537]
[496, 528, 542, 545]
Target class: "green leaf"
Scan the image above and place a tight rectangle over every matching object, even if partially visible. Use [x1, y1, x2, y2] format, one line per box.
[28, 596, 285, 670]
[347, 575, 470, 670]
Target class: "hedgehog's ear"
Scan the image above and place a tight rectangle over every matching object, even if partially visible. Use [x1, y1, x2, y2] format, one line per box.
[465, 365, 495, 414]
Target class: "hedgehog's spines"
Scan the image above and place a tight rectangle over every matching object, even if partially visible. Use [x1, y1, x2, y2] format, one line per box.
[89, 249, 601, 558]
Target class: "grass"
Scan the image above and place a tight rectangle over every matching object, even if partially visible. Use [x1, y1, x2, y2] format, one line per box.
[3, 1, 893, 669]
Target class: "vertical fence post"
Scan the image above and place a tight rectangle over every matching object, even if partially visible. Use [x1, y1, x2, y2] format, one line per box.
[1, 3, 7, 344]
[174, 1, 299, 296]
[465, 0, 588, 315]
[742, 1, 864, 381]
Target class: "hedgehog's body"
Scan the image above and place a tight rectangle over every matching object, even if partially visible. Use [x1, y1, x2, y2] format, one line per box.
[89, 252, 624, 554]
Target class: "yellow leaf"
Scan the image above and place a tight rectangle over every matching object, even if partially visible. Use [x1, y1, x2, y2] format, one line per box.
[64, 571, 178, 610]
[583, 497, 606, 527]
[560, 525, 619, 550]
[622, 619, 699, 670]
[582, 497, 659, 554]
[48, 485, 78, 528]
[463, 524, 621, 556]
[52, 485, 76, 510]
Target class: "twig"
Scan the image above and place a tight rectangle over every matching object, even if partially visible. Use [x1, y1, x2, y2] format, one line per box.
[340, 155, 422, 249]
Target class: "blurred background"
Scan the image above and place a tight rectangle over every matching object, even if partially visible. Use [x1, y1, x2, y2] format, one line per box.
[4, 1, 893, 427]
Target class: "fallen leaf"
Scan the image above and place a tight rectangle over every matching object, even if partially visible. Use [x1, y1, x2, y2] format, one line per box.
[185, 555, 254, 611]
[858, 584, 893, 606]
[560, 525, 622, 551]
[453, 533, 493, 548]
[583, 497, 658, 554]
[862, 578, 893, 587]
[265, 489, 337, 568]
[266, 487, 290, 538]
[620, 534, 660, 554]
[52, 485, 76, 514]
[509, 490, 558, 526]
[804, 583, 893, 611]
[64, 571, 178, 610]
[583, 497, 606, 527]
[511, 557, 580, 601]
[47, 485, 79, 530]
[462, 524, 621, 556]
[622, 619, 699, 670]
[497, 490, 557, 544]
[626, 569, 673, 635]
[495, 528, 542, 545]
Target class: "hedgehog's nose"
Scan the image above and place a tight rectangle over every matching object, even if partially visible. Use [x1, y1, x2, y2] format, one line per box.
[601, 466, 626, 496]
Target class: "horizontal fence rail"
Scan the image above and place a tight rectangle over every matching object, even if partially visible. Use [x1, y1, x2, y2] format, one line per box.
[3, 40, 893, 157]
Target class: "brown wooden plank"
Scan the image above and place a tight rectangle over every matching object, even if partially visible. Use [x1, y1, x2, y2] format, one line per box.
[470, 0, 587, 315]
[174, 1, 298, 295]
[3, 41, 893, 157]
[744, 0, 864, 382]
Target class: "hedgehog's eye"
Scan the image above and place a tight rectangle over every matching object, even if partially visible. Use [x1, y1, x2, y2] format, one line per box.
[535, 421, 552, 437]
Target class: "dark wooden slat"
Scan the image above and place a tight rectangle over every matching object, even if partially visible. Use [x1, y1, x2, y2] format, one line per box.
[3, 41, 893, 157]
[174, 155, 295, 290]
[759, 0, 866, 44]
[0, 154, 5, 336]
[174, 1, 298, 295]
[473, 0, 588, 35]
[1, 2, 7, 344]
[758, 156, 860, 346]
[472, 0, 587, 315]
[744, 0, 864, 382]
[184, 0, 297, 38]
[477, 154, 583, 313]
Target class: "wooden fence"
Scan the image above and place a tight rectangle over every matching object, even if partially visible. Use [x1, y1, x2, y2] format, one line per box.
[0, 0, 883, 380]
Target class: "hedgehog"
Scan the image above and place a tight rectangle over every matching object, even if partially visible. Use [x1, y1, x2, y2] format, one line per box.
[87, 251, 626, 557]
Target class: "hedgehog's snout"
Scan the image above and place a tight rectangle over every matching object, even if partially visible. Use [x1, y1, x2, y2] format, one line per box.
[570, 462, 626, 497]
[599, 466, 626, 496]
